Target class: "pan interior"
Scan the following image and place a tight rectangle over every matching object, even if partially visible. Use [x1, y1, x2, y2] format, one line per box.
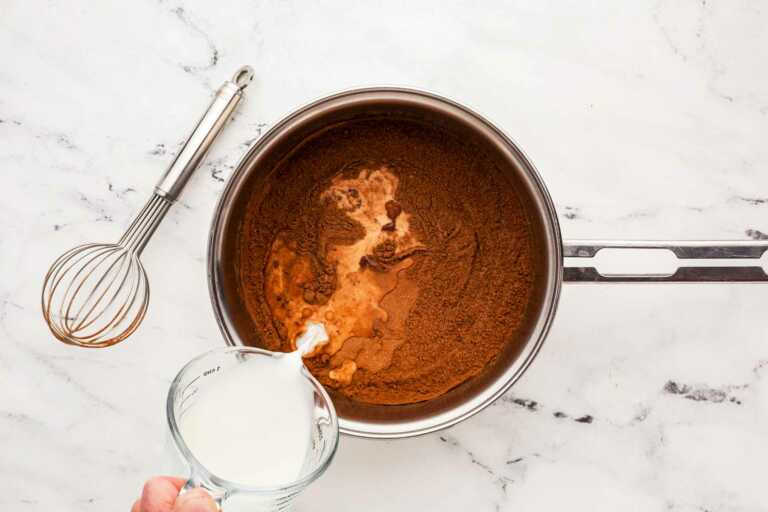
[210, 90, 560, 437]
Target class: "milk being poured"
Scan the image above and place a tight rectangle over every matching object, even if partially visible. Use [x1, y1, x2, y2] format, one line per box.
[179, 323, 328, 486]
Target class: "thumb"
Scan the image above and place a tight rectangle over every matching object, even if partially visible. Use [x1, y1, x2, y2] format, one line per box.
[172, 488, 218, 512]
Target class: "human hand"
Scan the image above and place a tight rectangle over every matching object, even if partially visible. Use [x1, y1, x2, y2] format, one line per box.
[131, 476, 218, 512]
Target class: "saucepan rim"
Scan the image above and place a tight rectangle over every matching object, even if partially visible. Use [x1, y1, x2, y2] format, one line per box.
[207, 86, 564, 438]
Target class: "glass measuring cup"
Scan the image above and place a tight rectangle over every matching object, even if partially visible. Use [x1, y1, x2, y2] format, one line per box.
[166, 346, 339, 511]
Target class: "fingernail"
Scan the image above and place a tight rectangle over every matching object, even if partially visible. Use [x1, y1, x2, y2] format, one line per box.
[173, 488, 218, 512]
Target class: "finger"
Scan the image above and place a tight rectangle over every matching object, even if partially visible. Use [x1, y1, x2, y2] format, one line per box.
[140, 476, 186, 512]
[131, 499, 141, 512]
[172, 488, 218, 512]
[160, 476, 187, 492]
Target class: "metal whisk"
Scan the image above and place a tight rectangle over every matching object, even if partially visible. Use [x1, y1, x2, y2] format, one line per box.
[42, 66, 253, 348]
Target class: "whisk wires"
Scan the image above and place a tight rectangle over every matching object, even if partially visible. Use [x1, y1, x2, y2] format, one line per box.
[41, 194, 171, 348]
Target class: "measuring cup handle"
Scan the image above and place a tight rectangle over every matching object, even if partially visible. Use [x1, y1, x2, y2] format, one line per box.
[563, 240, 768, 282]
[179, 478, 226, 510]
[154, 66, 254, 201]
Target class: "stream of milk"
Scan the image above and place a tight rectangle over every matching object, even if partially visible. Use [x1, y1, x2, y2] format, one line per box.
[179, 323, 329, 486]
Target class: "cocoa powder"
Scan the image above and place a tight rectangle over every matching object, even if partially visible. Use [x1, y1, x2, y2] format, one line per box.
[238, 119, 536, 405]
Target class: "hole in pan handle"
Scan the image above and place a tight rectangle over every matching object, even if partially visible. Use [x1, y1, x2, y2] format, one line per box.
[562, 240, 768, 282]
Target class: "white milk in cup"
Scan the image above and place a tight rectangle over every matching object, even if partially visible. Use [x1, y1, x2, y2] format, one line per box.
[166, 322, 338, 509]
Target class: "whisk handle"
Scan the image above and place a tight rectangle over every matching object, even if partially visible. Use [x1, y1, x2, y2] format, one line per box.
[155, 66, 254, 201]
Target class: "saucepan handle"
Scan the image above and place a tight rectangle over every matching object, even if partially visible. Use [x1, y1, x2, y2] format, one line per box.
[563, 240, 768, 282]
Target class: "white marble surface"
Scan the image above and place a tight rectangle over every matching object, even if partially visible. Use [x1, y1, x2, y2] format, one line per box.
[2, 1, 768, 510]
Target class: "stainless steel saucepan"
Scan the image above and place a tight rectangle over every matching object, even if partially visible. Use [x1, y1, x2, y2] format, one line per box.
[207, 88, 768, 439]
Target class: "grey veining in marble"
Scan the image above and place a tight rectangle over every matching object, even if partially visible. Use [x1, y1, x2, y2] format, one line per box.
[1, 1, 767, 511]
